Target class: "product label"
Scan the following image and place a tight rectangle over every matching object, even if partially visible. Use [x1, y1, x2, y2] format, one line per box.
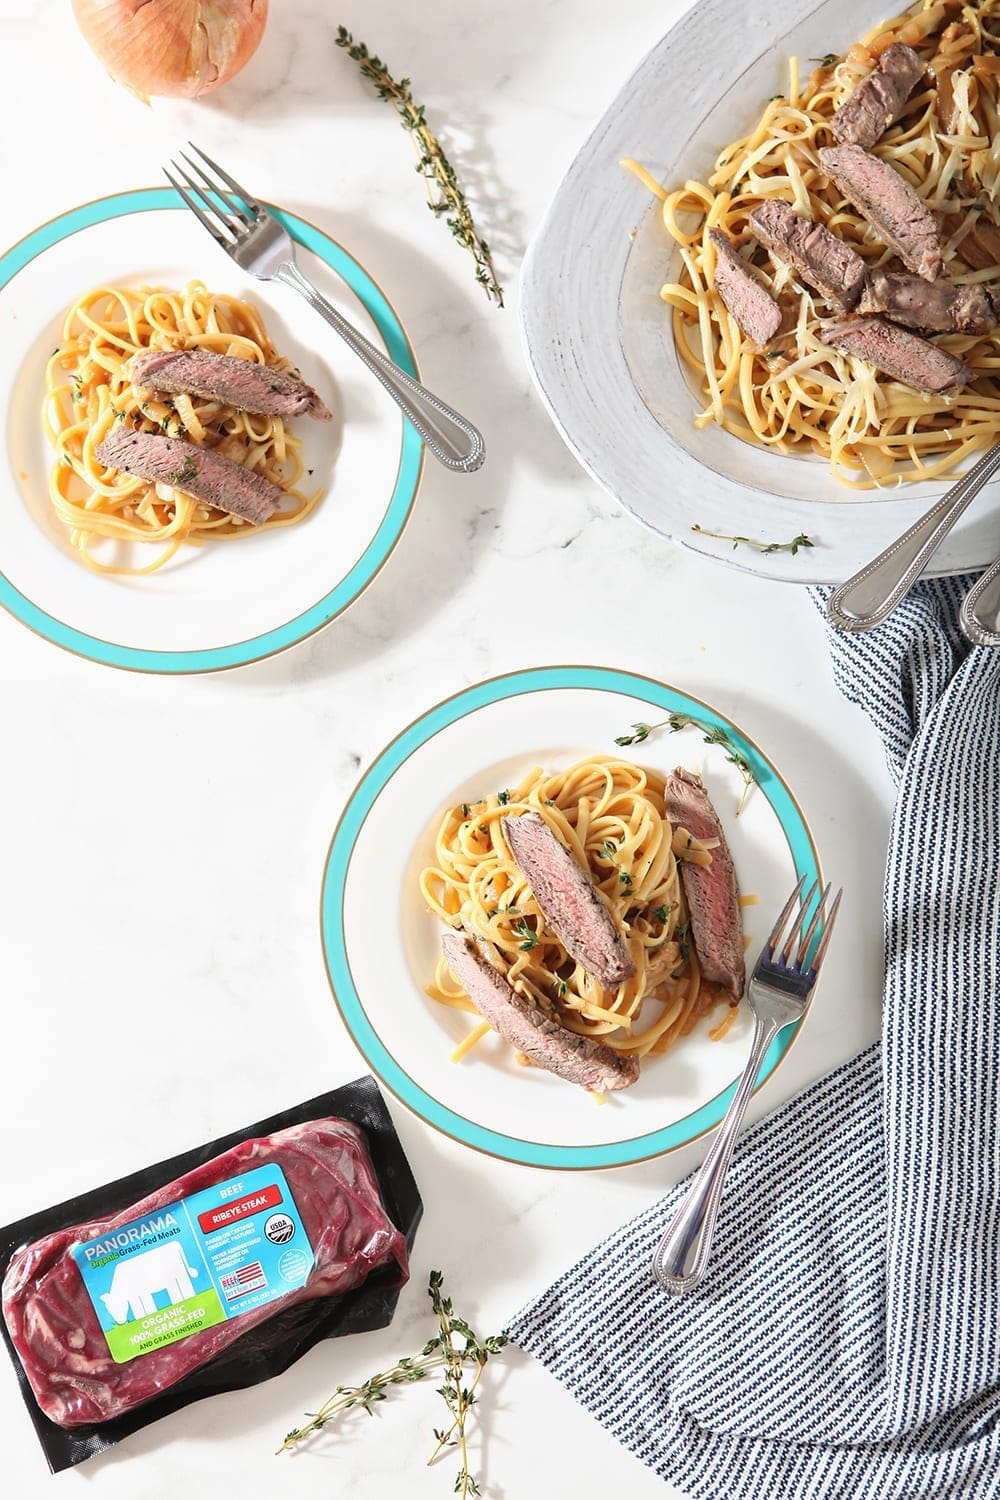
[71, 1165, 314, 1363]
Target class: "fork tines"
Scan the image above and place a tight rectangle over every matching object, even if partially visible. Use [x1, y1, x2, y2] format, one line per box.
[164, 143, 260, 247]
[764, 874, 843, 976]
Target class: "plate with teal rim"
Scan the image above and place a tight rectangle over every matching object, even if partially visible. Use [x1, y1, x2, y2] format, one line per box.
[0, 189, 423, 673]
[320, 666, 822, 1170]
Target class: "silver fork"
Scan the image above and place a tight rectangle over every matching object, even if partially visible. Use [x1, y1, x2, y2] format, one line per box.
[961, 553, 1000, 646]
[826, 439, 1000, 631]
[164, 145, 485, 474]
[651, 875, 842, 1294]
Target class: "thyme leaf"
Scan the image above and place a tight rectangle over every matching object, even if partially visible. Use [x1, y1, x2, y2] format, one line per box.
[810, 52, 839, 68]
[614, 712, 756, 814]
[335, 27, 504, 306]
[278, 1271, 506, 1498]
[170, 455, 198, 487]
[513, 916, 538, 951]
[692, 524, 815, 556]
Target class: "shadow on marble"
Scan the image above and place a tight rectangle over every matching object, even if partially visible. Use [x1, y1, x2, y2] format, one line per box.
[224, 205, 582, 687]
[192, 1, 537, 264]
[195, 0, 567, 135]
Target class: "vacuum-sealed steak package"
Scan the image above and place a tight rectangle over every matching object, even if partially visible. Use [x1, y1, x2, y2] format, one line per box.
[0, 1076, 421, 1472]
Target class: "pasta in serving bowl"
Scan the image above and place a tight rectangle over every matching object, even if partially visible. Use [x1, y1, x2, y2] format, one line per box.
[627, 0, 1000, 490]
[521, 0, 1000, 580]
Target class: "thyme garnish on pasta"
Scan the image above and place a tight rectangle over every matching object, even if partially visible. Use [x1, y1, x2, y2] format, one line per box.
[335, 27, 504, 306]
[614, 714, 757, 813]
[513, 916, 539, 951]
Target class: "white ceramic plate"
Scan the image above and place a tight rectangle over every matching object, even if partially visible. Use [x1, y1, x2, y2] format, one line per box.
[0, 189, 423, 672]
[521, 0, 1000, 584]
[321, 667, 821, 1169]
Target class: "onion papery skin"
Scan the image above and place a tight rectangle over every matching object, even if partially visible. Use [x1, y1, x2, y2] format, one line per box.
[72, 0, 269, 100]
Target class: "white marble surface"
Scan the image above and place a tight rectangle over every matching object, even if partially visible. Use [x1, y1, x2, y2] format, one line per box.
[0, 1, 894, 1494]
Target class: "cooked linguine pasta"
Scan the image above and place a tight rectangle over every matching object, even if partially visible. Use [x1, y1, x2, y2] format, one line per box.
[420, 756, 737, 1068]
[44, 281, 322, 574]
[627, 0, 1000, 487]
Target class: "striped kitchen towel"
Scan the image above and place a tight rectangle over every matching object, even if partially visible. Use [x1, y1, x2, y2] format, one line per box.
[506, 577, 1000, 1499]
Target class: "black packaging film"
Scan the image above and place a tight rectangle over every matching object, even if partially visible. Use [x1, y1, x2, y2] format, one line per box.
[0, 1075, 422, 1472]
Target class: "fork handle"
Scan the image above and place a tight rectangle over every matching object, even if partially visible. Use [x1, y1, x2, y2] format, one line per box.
[274, 262, 485, 474]
[651, 1012, 782, 1293]
[826, 439, 1000, 632]
[961, 553, 1000, 646]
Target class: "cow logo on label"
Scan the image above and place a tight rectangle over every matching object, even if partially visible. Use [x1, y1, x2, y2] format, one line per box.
[264, 1213, 295, 1245]
[98, 1244, 200, 1323]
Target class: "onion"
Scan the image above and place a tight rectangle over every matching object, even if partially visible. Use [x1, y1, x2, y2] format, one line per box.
[72, 1, 269, 101]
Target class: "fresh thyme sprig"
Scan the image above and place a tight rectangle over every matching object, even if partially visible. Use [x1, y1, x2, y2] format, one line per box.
[335, 27, 504, 306]
[513, 916, 539, 951]
[425, 1270, 504, 1496]
[278, 1271, 507, 1498]
[692, 525, 815, 557]
[615, 712, 757, 814]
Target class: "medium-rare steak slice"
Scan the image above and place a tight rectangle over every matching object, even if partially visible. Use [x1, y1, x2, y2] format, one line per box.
[663, 769, 744, 1001]
[708, 229, 782, 344]
[819, 144, 943, 281]
[95, 427, 284, 526]
[130, 349, 332, 421]
[820, 315, 970, 392]
[2, 1119, 407, 1428]
[500, 812, 635, 989]
[859, 270, 994, 334]
[748, 199, 866, 311]
[830, 42, 925, 149]
[441, 933, 639, 1091]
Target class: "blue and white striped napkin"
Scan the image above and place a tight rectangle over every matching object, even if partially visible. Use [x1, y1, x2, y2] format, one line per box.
[506, 578, 1000, 1499]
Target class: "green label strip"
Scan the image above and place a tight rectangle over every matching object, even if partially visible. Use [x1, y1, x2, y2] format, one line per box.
[105, 1289, 227, 1364]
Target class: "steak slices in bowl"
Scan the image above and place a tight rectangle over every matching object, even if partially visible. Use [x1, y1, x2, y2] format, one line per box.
[830, 42, 925, 150]
[748, 200, 867, 312]
[501, 811, 635, 990]
[94, 427, 285, 525]
[858, 271, 995, 335]
[663, 769, 745, 1001]
[708, 229, 782, 345]
[440, 933, 639, 1092]
[819, 145, 943, 282]
[129, 349, 331, 421]
[820, 315, 970, 393]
